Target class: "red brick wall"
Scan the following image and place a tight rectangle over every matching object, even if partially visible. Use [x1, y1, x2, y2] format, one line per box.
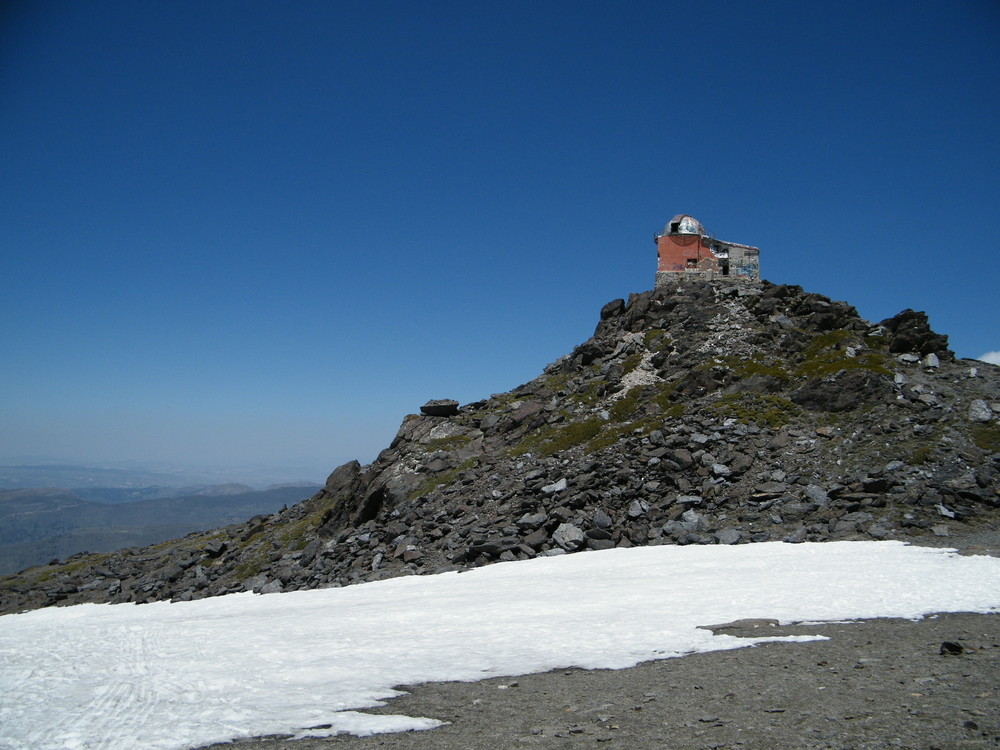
[656, 234, 718, 274]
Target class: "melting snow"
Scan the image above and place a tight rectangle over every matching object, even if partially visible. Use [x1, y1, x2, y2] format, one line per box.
[1, 541, 999, 749]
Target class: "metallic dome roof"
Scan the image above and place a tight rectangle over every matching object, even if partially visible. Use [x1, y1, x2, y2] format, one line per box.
[664, 214, 706, 236]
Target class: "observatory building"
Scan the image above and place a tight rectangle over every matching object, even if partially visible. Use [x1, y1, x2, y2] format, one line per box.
[654, 214, 759, 286]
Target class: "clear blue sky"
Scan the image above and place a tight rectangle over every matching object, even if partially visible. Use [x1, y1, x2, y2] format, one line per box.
[2, 1, 998, 482]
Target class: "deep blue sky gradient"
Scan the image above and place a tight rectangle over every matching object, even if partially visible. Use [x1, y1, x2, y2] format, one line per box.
[2, 1, 998, 480]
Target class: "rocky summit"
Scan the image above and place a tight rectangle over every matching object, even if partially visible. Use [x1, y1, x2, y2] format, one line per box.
[3, 280, 999, 615]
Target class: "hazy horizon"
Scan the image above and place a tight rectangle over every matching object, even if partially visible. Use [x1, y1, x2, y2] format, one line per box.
[0, 455, 334, 489]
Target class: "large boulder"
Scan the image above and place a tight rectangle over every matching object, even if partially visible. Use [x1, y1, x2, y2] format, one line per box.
[552, 523, 587, 551]
[879, 309, 952, 359]
[324, 460, 362, 494]
[420, 399, 460, 417]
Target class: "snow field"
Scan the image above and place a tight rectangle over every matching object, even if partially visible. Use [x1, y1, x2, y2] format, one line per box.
[1, 541, 998, 750]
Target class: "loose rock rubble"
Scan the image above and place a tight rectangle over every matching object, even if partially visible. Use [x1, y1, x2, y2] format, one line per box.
[2, 280, 999, 615]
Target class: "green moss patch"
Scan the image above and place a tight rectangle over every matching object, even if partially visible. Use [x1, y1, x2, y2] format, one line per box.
[621, 353, 643, 376]
[972, 423, 1000, 453]
[608, 386, 645, 421]
[542, 372, 572, 393]
[408, 457, 479, 499]
[233, 551, 269, 581]
[644, 328, 671, 350]
[587, 415, 663, 453]
[512, 418, 604, 457]
[651, 380, 680, 409]
[864, 334, 890, 350]
[422, 434, 474, 451]
[567, 380, 603, 406]
[29, 552, 112, 581]
[277, 518, 314, 550]
[795, 351, 891, 378]
[795, 330, 891, 378]
[721, 354, 792, 381]
[711, 393, 801, 429]
[800, 329, 854, 358]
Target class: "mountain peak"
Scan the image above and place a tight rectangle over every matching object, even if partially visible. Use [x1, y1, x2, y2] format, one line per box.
[1, 280, 996, 614]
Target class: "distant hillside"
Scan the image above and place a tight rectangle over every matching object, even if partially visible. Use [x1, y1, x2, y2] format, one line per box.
[0, 464, 205, 489]
[0, 484, 320, 575]
[67, 485, 258, 504]
[0, 462, 327, 490]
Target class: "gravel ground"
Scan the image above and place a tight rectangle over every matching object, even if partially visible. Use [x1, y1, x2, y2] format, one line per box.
[200, 537, 1000, 750]
[202, 613, 999, 750]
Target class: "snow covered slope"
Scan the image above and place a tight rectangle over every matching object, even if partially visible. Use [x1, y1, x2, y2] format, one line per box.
[1, 541, 998, 750]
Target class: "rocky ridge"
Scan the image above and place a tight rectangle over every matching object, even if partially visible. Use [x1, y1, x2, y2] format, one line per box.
[2, 280, 999, 615]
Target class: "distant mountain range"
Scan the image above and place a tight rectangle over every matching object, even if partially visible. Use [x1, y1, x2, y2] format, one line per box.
[0, 483, 321, 575]
[0, 462, 326, 490]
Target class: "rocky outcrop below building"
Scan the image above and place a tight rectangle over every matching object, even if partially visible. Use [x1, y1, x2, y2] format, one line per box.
[2, 280, 999, 615]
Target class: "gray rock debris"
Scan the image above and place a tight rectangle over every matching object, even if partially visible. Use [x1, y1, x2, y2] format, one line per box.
[552, 523, 586, 551]
[968, 399, 993, 423]
[541, 478, 568, 494]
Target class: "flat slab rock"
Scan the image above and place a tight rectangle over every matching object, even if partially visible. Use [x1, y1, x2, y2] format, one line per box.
[420, 399, 460, 417]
